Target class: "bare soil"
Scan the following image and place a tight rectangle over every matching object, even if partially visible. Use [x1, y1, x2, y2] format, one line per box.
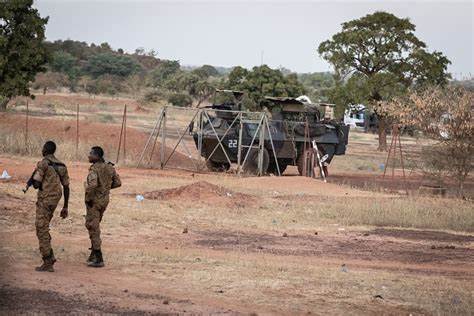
[133, 181, 257, 208]
[1, 96, 473, 315]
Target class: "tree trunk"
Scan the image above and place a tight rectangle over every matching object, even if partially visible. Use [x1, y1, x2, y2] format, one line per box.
[0, 97, 9, 112]
[377, 117, 387, 151]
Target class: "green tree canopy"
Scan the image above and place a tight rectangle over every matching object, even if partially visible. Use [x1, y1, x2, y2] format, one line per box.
[85, 53, 141, 78]
[149, 60, 180, 87]
[224, 65, 306, 110]
[318, 11, 451, 150]
[0, 0, 49, 110]
[192, 64, 219, 78]
[50, 51, 77, 73]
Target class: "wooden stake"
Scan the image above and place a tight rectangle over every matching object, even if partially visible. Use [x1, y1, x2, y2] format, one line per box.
[25, 99, 29, 151]
[123, 104, 127, 161]
[76, 104, 79, 159]
[116, 105, 126, 164]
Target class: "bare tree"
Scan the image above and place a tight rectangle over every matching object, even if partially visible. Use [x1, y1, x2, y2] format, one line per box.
[389, 86, 473, 196]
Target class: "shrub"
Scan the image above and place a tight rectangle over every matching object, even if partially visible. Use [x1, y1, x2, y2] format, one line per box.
[168, 93, 193, 107]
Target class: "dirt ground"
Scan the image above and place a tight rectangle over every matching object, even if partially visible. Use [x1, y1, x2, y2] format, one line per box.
[0, 94, 473, 315]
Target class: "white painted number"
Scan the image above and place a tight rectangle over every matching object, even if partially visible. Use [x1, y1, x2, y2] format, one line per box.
[228, 139, 238, 148]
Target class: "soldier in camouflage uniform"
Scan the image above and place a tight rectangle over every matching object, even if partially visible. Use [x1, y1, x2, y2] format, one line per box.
[84, 146, 121, 267]
[27, 141, 70, 272]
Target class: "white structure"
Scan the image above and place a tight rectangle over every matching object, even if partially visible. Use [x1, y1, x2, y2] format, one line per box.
[344, 104, 366, 129]
[296, 95, 312, 104]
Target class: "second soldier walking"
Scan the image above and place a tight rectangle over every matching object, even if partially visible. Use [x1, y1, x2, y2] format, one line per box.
[84, 146, 121, 267]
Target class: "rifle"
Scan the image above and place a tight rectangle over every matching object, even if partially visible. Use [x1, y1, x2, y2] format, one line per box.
[23, 170, 42, 193]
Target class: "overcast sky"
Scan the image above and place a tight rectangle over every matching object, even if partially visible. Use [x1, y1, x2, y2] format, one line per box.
[34, 1, 473, 78]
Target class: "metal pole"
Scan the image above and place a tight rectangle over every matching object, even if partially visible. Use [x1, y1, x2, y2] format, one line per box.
[123, 104, 127, 162]
[25, 99, 29, 151]
[197, 110, 203, 164]
[116, 105, 126, 164]
[257, 113, 265, 176]
[201, 110, 233, 167]
[137, 110, 163, 168]
[205, 112, 240, 164]
[382, 126, 396, 179]
[163, 109, 200, 167]
[312, 140, 326, 183]
[237, 112, 243, 175]
[148, 113, 164, 166]
[265, 116, 281, 176]
[76, 104, 79, 159]
[160, 108, 167, 169]
[391, 126, 397, 179]
[241, 115, 264, 169]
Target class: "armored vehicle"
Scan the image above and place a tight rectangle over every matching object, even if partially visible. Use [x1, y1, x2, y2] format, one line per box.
[192, 91, 349, 176]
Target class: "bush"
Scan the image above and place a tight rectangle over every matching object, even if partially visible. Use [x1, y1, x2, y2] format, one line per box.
[168, 93, 193, 107]
[143, 89, 164, 103]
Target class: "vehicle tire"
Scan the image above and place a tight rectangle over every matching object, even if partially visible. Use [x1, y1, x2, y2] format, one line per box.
[267, 160, 288, 175]
[206, 160, 230, 172]
[243, 147, 269, 175]
[297, 148, 315, 176]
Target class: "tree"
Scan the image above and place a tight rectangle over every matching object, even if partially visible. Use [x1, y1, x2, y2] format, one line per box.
[0, 0, 49, 111]
[50, 51, 76, 73]
[168, 93, 193, 107]
[85, 53, 141, 78]
[149, 60, 180, 87]
[166, 71, 215, 107]
[50, 51, 80, 91]
[32, 72, 67, 94]
[318, 11, 451, 150]
[389, 86, 473, 196]
[225, 65, 306, 110]
[192, 65, 219, 78]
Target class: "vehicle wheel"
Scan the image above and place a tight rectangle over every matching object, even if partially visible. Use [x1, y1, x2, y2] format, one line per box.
[267, 160, 288, 175]
[243, 148, 269, 175]
[297, 148, 315, 176]
[206, 160, 230, 172]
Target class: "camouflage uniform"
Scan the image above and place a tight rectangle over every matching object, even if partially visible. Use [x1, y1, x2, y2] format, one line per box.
[84, 161, 121, 250]
[33, 154, 69, 259]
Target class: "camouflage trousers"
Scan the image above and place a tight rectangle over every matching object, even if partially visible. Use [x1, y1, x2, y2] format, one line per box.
[85, 199, 109, 250]
[35, 197, 60, 258]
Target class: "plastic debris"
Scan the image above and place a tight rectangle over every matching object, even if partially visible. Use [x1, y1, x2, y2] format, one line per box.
[1, 170, 11, 179]
[135, 195, 144, 202]
[341, 264, 348, 273]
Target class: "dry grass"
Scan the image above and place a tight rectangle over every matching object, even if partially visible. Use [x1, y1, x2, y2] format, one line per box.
[2, 94, 473, 315]
[0, 128, 121, 163]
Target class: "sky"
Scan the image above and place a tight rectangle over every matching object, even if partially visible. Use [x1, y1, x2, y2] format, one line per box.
[34, 0, 473, 78]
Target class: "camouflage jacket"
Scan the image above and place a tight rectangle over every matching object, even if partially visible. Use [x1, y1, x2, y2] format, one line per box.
[33, 154, 69, 200]
[84, 161, 121, 203]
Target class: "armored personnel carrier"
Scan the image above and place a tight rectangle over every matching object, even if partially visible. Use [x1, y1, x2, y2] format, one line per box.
[193, 91, 349, 176]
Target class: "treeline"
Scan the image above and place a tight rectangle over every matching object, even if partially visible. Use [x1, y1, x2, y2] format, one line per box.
[32, 40, 334, 108]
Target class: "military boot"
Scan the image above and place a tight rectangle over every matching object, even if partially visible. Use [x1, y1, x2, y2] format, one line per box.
[87, 249, 105, 268]
[87, 247, 95, 264]
[35, 249, 56, 272]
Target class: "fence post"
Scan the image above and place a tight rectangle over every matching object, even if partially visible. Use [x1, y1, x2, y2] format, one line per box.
[116, 105, 126, 164]
[76, 104, 79, 159]
[257, 113, 265, 176]
[123, 104, 127, 162]
[237, 112, 243, 175]
[160, 108, 167, 169]
[25, 99, 29, 152]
